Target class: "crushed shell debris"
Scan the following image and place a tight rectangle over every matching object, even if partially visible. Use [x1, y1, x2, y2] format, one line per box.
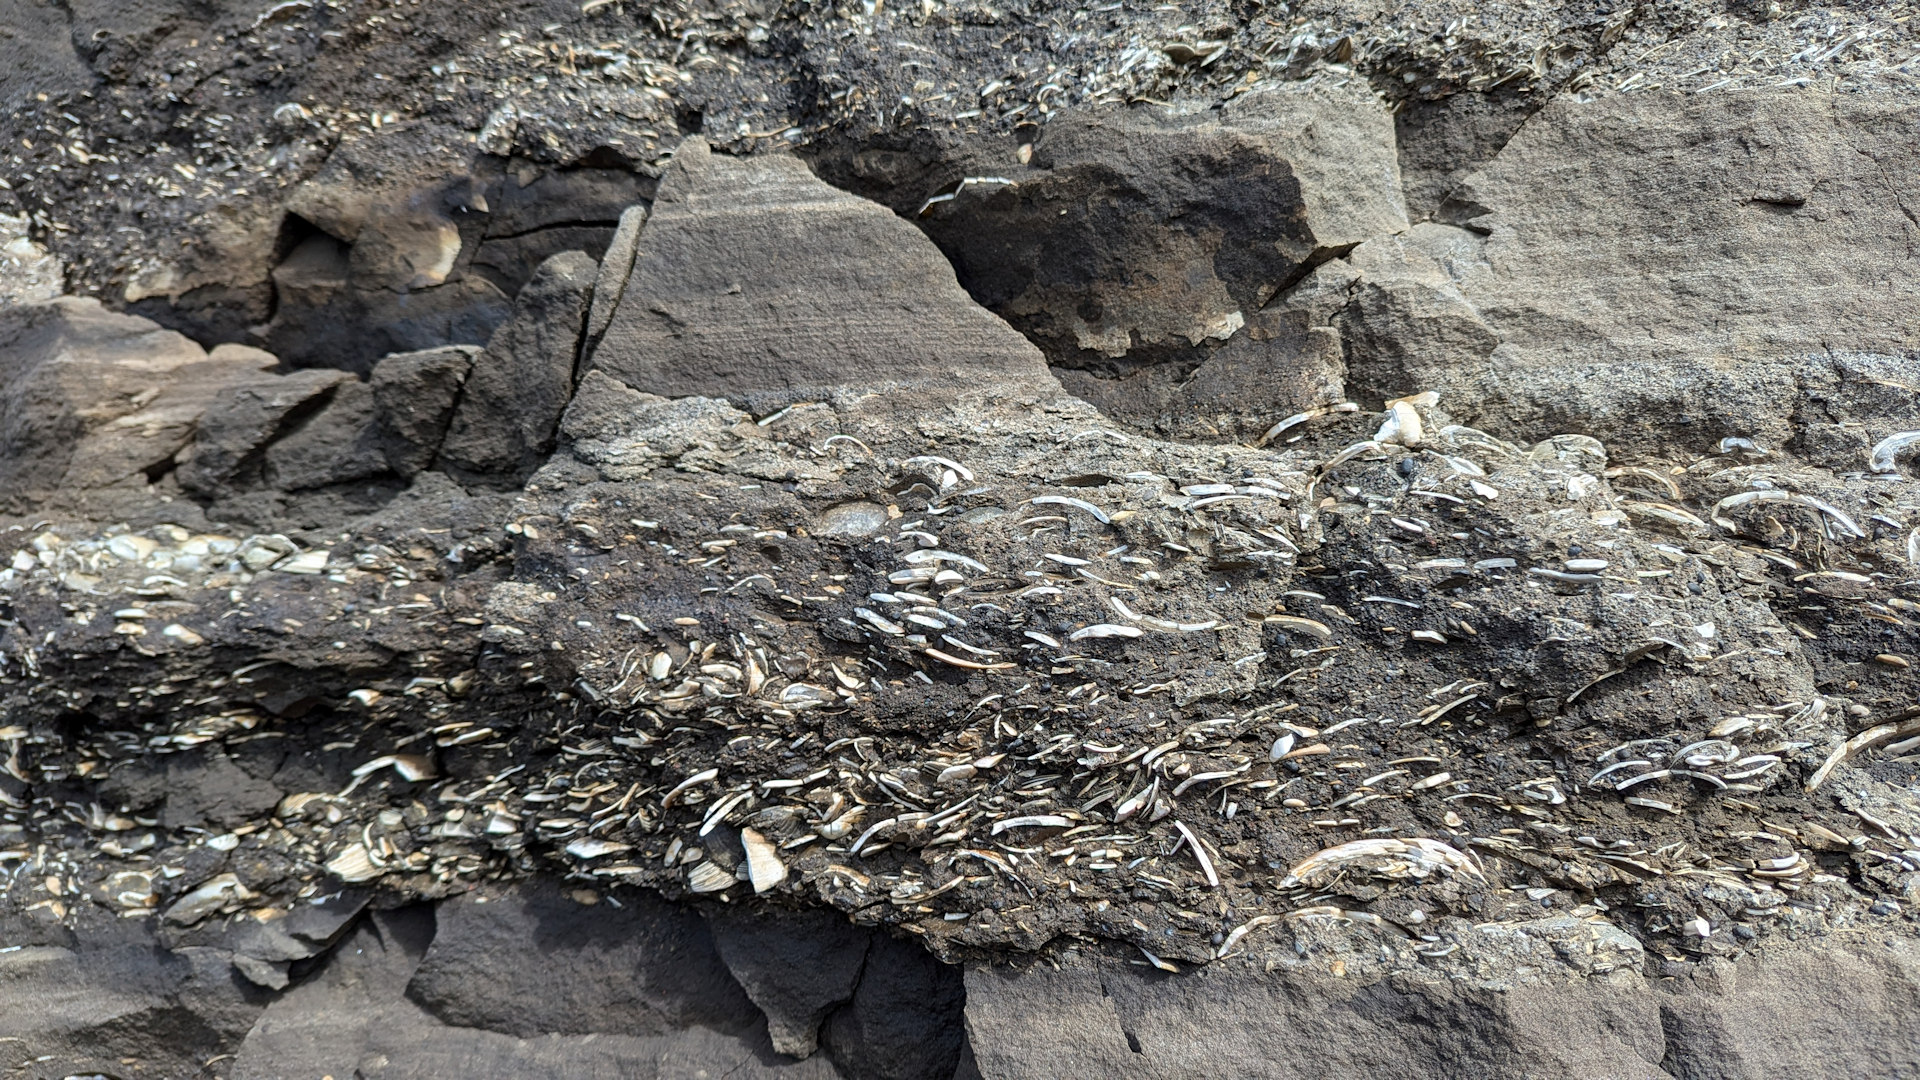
[0, 390, 1916, 972]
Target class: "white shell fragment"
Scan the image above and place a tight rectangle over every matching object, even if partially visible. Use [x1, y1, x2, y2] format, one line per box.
[565, 838, 632, 860]
[1373, 400, 1424, 447]
[1255, 402, 1358, 446]
[1172, 820, 1220, 889]
[1269, 733, 1296, 761]
[351, 754, 436, 782]
[1805, 721, 1920, 792]
[1711, 490, 1864, 538]
[1287, 838, 1482, 886]
[325, 843, 385, 884]
[1869, 430, 1920, 473]
[275, 549, 330, 575]
[990, 815, 1071, 835]
[1264, 615, 1332, 642]
[662, 767, 720, 808]
[686, 860, 736, 893]
[1068, 623, 1143, 641]
[1108, 596, 1217, 633]
[741, 828, 789, 893]
[900, 455, 975, 483]
[163, 873, 254, 925]
[1621, 501, 1709, 531]
[107, 534, 158, 562]
[1029, 495, 1110, 524]
[902, 549, 989, 573]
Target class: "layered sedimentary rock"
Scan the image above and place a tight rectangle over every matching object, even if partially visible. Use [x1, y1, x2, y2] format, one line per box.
[586, 137, 1053, 405]
[2, 1, 1919, 1075]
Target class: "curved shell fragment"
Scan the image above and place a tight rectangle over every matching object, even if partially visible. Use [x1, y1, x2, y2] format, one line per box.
[662, 767, 720, 808]
[1029, 495, 1111, 524]
[990, 814, 1071, 835]
[1287, 838, 1481, 886]
[1068, 623, 1143, 641]
[1711, 490, 1864, 538]
[686, 860, 736, 893]
[1869, 430, 1920, 473]
[1254, 402, 1358, 447]
[566, 837, 631, 860]
[902, 549, 990, 572]
[900, 455, 975, 483]
[1108, 596, 1218, 633]
[325, 844, 384, 884]
[1263, 615, 1332, 642]
[164, 872, 256, 924]
[1621, 501, 1708, 531]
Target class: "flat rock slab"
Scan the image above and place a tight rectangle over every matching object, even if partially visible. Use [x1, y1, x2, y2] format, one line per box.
[586, 137, 1049, 401]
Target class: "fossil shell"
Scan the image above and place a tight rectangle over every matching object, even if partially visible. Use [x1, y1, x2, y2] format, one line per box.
[326, 843, 384, 884]
[1068, 623, 1142, 641]
[686, 860, 736, 893]
[163, 873, 252, 924]
[740, 828, 788, 893]
[566, 838, 631, 860]
[275, 549, 330, 574]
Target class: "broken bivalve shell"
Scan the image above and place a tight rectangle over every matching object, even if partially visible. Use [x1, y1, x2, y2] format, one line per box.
[163, 873, 254, 925]
[686, 860, 735, 893]
[1068, 623, 1143, 641]
[325, 844, 385, 884]
[740, 828, 788, 893]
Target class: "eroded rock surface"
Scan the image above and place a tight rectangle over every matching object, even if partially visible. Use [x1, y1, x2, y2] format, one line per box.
[2, 3, 1919, 1074]
[587, 138, 1052, 406]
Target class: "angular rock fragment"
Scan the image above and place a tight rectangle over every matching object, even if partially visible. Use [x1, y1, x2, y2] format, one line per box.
[405, 879, 754, 1039]
[831, 82, 1402, 437]
[437, 250, 597, 485]
[0, 298, 277, 507]
[369, 345, 479, 478]
[177, 368, 354, 498]
[1277, 225, 1500, 407]
[231, 908, 436, 1079]
[822, 932, 966, 1080]
[586, 137, 1050, 402]
[707, 905, 870, 1058]
[916, 83, 1405, 362]
[262, 378, 391, 492]
[584, 203, 647, 350]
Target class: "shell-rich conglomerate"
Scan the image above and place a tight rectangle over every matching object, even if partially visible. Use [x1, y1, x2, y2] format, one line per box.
[5, 383, 1914, 980]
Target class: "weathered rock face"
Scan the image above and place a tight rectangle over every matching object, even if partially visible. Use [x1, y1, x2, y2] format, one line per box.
[586, 137, 1053, 406]
[1397, 91, 1920, 452]
[817, 80, 1401, 440]
[437, 249, 598, 486]
[964, 936, 1920, 1080]
[0, 298, 276, 511]
[4, 1, 1920, 1072]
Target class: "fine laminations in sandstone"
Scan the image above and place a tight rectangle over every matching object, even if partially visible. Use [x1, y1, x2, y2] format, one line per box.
[0, 0, 1917, 1077]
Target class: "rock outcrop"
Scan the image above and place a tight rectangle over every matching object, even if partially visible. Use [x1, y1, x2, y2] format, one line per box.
[2, 0, 1919, 1076]
[586, 137, 1053, 407]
